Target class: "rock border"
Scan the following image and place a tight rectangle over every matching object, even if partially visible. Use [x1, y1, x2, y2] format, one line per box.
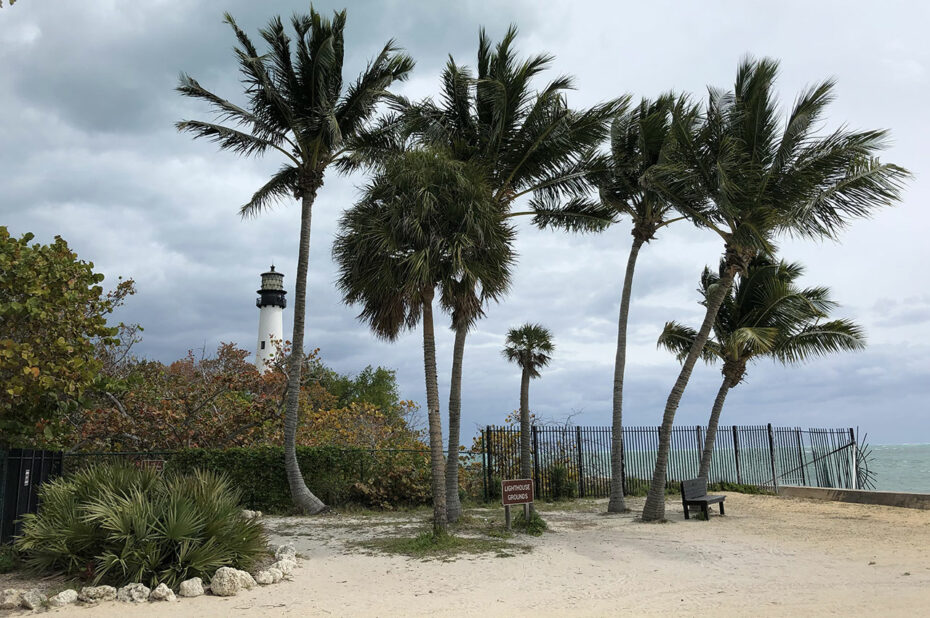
[1, 542, 300, 611]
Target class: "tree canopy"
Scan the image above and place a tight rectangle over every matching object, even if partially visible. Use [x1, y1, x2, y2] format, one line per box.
[0, 228, 129, 446]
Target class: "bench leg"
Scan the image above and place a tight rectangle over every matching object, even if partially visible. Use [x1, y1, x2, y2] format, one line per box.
[702, 504, 708, 520]
[719, 502, 725, 516]
[684, 504, 690, 520]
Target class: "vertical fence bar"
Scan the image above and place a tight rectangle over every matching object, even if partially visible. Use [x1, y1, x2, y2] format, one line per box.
[795, 428, 806, 486]
[531, 425, 540, 497]
[575, 427, 584, 498]
[732, 426, 742, 485]
[849, 427, 857, 489]
[767, 423, 778, 491]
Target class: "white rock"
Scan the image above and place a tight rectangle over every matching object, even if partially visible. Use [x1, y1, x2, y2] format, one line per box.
[271, 558, 296, 575]
[48, 589, 79, 607]
[79, 585, 117, 604]
[274, 544, 296, 561]
[209, 567, 241, 597]
[1, 589, 25, 610]
[235, 569, 257, 590]
[20, 589, 47, 610]
[253, 570, 273, 585]
[241, 509, 254, 519]
[178, 578, 204, 598]
[149, 583, 176, 602]
[253, 510, 262, 518]
[117, 583, 151, 603]
[267, 568, 283, 583]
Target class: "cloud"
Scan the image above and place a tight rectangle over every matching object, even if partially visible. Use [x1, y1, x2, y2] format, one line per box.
[2, 0, 928, 445]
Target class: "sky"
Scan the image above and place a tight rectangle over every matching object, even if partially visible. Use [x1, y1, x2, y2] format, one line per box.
[2, 1, 928, 445]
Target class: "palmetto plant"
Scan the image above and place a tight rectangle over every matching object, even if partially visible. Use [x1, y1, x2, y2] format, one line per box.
[658, 257, 865, 481]
[15, 464, 265, 589]
[333, 149, 514, 534]
[396, 27, 623, 521]
[503, 322, 555, 513]
[593, 95, 695, 513]
[640, 57, 908, 521]
[176, 8, 413, 514]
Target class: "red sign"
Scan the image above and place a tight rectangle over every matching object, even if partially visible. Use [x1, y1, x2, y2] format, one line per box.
[501, 478, 534, 505]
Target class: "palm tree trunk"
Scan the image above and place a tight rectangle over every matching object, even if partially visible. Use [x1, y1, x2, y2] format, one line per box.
[698, 375, 735, 481]
[284, 186, 327, 515]
[445, 323, 467, 523]
[421, 289, 447, 535]
[519, 367, 534, 515]
[642, 267, 736, 522]
[608, 236, 644, 513]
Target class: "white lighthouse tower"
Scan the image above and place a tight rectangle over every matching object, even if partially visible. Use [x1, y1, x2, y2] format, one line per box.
[255, 266, 286, 372]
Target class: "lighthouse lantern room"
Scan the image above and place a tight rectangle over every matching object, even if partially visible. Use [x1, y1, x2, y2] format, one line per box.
[255, 266, 286, 372]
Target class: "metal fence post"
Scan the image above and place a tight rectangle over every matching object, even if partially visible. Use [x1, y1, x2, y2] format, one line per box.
[531, 426, 541, 495]
[620, 428, 626, 496]
[485, 427, 493, 499]
[732, 426, 742, 485]
[767, 423, 779, 492]
[848, 427, 858, 490]
[696, 425, 704, 473]
[796, 428, 807, 486]
[575, 426, 585, 498]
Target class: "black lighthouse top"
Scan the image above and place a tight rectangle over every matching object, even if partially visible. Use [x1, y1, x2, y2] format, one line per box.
[256, 265, 287, 309]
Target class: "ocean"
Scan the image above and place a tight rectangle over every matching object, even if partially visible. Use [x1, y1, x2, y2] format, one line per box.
[868, 444, 930, 493]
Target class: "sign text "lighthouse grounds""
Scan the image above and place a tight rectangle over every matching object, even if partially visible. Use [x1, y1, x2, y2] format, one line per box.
[501, 478, 534, 506]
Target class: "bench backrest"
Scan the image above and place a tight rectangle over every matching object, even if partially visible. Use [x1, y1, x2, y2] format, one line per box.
[682, 478, 707, 500]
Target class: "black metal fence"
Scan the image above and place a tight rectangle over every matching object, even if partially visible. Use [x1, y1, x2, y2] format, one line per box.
[481, 424, 860, 500]
[1, 449, 63, 543]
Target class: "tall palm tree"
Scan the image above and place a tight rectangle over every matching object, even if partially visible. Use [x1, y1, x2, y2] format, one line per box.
[640, 57, 907, 521]
[502, 323, 554, 513]
[398, 28, 624, 521]
[659, 258, 865, 481]
[176, 9, 413, 513]
[593, 95, 696, 513]
[333, 149, 514, 535]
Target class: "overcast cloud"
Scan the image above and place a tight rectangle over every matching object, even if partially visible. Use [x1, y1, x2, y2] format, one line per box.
[2, 1, 928, 444]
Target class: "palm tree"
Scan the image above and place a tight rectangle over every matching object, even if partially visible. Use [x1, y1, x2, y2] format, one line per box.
[333, 149, 514, 535]
[640, 56, 908, 521]
[658, 257, 865, 481]
[593, 95, 696, 513]
[176, 9, 413, 513]
[399, 28, 624, 521]
[502, 323, 554, 512]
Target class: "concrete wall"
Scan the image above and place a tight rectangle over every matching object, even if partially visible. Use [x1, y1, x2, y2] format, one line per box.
[778, 485, 930, 510]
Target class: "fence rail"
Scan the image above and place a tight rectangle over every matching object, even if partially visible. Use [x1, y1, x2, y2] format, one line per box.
[482, 424, 860, 501]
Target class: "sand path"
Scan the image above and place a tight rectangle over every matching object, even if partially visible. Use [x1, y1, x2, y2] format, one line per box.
[20, 493, 930, 616]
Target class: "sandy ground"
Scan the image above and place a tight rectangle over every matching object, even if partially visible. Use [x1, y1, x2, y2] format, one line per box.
[5, 493, 930, 617]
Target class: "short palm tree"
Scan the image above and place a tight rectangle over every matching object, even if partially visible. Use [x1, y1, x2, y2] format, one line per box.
[593, 95, 696, 513]
[502, 323, 555, 512]
[333, 149, 514, 535]
[658, 258, 865, 481]
[398, 28, 623, 521]
[640, 57, 908, 521]
[176, 9, 413, 513]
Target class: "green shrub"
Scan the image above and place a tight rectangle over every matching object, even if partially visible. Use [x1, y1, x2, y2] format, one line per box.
[165, 446, 432, 512]
[546, 463, 577, 501]
[14, 464, 265, 588]
[513, 509, 547, 536]
[0, 544, 17, 573]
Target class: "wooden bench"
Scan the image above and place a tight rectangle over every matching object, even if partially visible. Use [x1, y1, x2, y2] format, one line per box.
[681, 478, 725, 520]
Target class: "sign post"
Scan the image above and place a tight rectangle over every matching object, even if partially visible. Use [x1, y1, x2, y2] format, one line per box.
[501, 478, 534, 530]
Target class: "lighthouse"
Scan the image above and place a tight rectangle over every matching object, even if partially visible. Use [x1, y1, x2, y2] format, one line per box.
[255, 266, 286, 372]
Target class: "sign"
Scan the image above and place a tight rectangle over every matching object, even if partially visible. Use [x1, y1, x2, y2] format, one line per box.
[501, 478, 534, 506]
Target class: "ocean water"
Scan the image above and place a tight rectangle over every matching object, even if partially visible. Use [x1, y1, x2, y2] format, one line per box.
[867, 444, 930, 493]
